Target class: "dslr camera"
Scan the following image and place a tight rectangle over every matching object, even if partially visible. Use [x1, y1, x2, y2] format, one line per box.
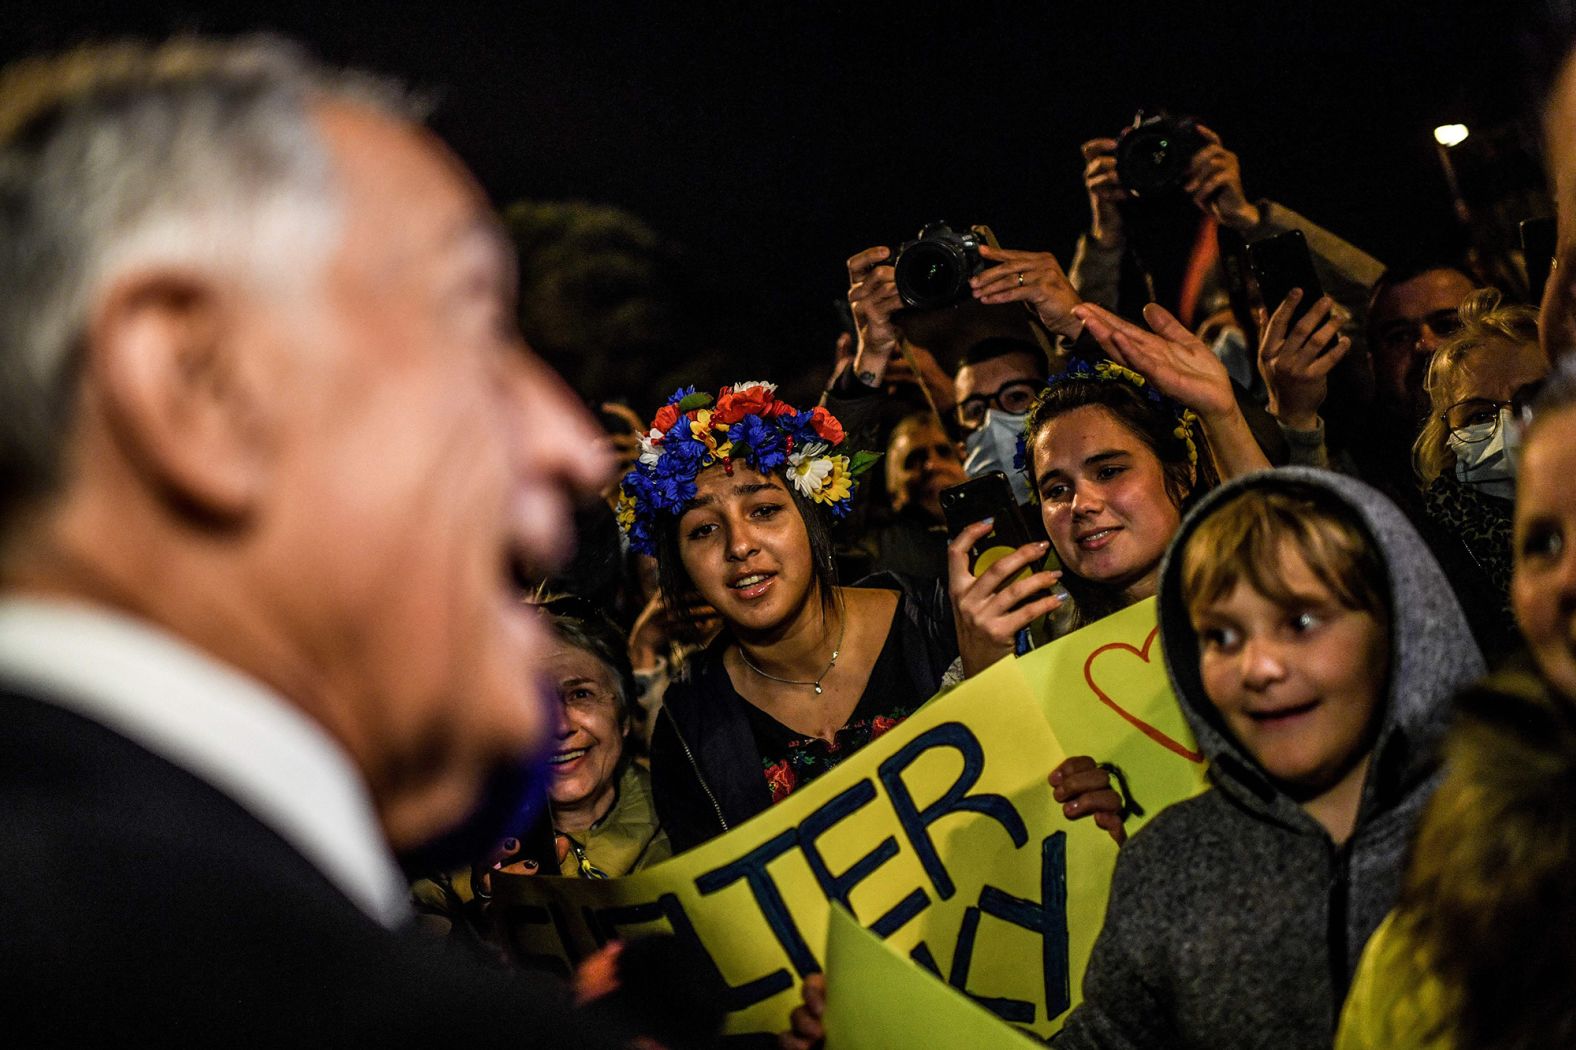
[1115, 111, 1207, 199]
[893, 221, 986, 310]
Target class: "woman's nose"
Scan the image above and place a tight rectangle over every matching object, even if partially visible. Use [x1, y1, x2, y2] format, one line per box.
[725, 522, 760, 561]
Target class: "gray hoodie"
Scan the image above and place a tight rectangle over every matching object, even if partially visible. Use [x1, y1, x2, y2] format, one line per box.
[1054, 468, 1484, 1050]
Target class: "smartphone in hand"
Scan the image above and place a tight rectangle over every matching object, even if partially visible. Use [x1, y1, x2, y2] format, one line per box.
[941, 472, 1065, 652]
[1248, 230, 1325, 330]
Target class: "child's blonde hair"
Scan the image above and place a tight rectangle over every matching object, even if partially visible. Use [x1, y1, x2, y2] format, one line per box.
[1180, 486, 1387, 625]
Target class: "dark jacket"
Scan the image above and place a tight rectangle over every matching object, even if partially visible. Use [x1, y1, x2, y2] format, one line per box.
[650, 573, 956, 853]
[0, 688, 627, 1049]
[1054, 467, 1484, 1050]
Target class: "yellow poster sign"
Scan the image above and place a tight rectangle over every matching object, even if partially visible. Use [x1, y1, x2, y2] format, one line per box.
[494, 598, 1205, 1040]
[822, 903, 1042, 1050]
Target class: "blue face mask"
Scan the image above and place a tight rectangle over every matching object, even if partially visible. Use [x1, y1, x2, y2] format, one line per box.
[1448, 407, 1518, 501]
[963, 409, 1033, 505]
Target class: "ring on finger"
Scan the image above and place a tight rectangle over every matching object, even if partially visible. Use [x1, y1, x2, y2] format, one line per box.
[1016, 272, 1025, 287]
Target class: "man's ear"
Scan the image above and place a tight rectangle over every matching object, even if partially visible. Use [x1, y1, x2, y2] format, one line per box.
[85, 269, 275, 523]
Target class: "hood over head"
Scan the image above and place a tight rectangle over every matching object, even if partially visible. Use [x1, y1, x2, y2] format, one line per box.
[1155, 467, 1485, 831]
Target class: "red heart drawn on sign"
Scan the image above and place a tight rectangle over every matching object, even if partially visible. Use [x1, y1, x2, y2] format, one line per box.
[1083, 626, 1205, 764]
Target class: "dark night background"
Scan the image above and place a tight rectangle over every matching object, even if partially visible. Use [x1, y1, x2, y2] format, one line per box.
[5, 1, 1542, 412]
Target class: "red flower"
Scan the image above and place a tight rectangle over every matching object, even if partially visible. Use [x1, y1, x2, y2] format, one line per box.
[809, 406, 845, 444]
[870, 715, 903, 739]
[652, 403, 681, 434]
[723, 384, 775, 420]
[710, 391, 746, 425]
[764, 760, 798, 804]
[766, 399, 798, 418]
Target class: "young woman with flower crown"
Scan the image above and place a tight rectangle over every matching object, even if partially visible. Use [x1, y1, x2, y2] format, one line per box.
[619, 381, 960, 852]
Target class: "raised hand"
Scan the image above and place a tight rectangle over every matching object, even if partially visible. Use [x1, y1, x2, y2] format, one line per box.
[846, 245, 903, 386]
[1082, 137, 1128, 247]
[1073, 300, 1271, 479]
[970, 243, 1084, 340]
[1073, 301, 1238, 420]
[1183, 124, 1261, 232]
[1258, 289, 1352, 431]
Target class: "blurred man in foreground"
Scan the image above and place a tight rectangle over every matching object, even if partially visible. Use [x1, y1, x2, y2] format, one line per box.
[0, 37, 623, 1044]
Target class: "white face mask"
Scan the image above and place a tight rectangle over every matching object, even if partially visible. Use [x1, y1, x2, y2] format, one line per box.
[1209, 326, 1254, 392]
[963, 409, 1033, 505]
[1448, 406, 1518, 500]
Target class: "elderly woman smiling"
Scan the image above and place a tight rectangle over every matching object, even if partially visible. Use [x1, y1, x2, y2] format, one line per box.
[537, 595, 671, 878]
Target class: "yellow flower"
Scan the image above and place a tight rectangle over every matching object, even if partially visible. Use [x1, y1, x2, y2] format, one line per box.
[615, 489, 637, 529]
[810, 455, 853, 505]
[690, 409, 730, 457]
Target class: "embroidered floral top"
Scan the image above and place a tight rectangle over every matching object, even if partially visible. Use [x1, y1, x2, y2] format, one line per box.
[741, 611, 916, 804]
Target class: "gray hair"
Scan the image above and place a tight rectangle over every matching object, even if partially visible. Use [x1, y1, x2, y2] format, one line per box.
[0, 36, 421, 535]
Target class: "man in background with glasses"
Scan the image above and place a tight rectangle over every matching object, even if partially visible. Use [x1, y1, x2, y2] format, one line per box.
[955, 337, 1051, 506]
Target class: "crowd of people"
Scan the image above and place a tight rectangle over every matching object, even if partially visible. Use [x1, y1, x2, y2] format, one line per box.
[7, 16, 1576, 1050]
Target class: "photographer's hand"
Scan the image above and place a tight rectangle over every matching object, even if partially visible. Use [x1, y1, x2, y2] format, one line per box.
[846, 245, 903, 387]
[971, 244, 1084, 341]
[1183, 125, 1261, 232]
[1082, 137, 1128, 248]
[1258, 289, 1351, 431]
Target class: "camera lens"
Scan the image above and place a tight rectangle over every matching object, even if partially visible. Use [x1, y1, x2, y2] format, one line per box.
[895, 241, 965, 309]
[1116, 116, 1205, 199]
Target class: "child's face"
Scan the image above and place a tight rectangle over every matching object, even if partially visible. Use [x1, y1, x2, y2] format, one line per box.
[1190, 545, 1389, 798]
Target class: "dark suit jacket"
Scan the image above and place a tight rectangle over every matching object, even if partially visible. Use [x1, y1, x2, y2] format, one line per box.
[0, 686, 626, 1048]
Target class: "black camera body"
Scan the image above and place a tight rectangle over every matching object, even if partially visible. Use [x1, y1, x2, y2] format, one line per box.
[893, 221, 986, 310]
[1115, 112, 1207, 199]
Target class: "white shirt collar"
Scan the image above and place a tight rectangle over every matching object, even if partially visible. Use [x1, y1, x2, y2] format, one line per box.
[0, 597, 411, 928]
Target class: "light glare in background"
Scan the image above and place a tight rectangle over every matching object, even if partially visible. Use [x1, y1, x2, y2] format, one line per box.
[1434, 124, 1470, 148]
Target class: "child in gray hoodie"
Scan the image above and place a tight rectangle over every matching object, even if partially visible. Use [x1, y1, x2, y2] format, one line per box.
[1054, 467, 1484, 1050]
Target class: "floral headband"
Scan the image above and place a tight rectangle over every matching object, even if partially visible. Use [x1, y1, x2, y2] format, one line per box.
[615, 381, 878, 555]
[1012, 358, 1199, 487]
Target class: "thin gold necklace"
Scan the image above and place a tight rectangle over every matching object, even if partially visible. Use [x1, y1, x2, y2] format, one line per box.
[736, 611, 847, 695]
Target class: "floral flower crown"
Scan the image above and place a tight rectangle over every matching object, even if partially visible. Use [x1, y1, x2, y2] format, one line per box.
[615, 381, 879, 556]
[1012, 357, 1199, 489]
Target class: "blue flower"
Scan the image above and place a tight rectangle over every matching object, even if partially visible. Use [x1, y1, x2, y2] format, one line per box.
[728, 415, 787, 472]
[664, 385, 697, 406]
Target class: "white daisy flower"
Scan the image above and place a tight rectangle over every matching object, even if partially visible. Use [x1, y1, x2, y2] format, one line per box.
[730, 379, 778, 394]
[786, 453, 834, 496]
[638, 428, 665, 466]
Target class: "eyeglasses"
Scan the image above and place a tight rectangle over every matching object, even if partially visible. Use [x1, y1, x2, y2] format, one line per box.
[1443, 380, 1545, 442]
[957, 379, 1042, 428]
